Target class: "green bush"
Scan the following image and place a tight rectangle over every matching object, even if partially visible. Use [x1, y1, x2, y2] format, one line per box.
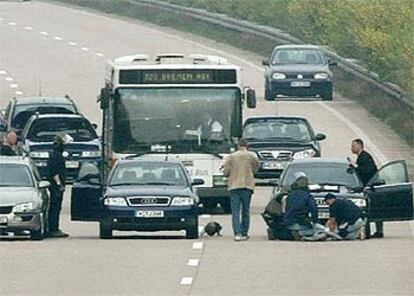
[165, 0, 414, 98]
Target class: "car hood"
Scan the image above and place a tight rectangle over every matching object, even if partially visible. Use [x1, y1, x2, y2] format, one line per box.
[0, 187, 40, 206]
[106, 186, 194, 197]
[270, 64, 329, 73]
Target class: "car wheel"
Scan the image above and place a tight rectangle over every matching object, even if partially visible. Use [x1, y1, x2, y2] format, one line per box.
[31, 213, 45, 241]
[186, 217, 199, 239]
[321, 89, 333, 101]
[220, 199, 232, 214]
[99, 220, 113, 239]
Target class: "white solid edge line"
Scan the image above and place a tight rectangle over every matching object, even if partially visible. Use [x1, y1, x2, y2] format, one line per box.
[180, 277, 193, 285]
[192, 242, 203, 249]
[10, 84, 19, 89]
[317, 102, 389, 164]
[187, 259, 200, 267]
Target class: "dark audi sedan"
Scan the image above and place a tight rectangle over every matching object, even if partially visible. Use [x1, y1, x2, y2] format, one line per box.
[243, 116, 326, 180]
[263, 45, 336, 101]
[71, 160, 203, 239]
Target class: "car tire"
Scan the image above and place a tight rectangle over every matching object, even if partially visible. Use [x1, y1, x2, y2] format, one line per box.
[186, 217, 199, 239]
[220, 199, 232, 214]
[99, 220, 113, 239]
[321, 89, 333, 101]
[31, 213, 46, 241]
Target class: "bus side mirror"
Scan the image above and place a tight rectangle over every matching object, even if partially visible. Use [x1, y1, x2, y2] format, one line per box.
[246, 88, 256, 109]
[99, 87, 111, 110]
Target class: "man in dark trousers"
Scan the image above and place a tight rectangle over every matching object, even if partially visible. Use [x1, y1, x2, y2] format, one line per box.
[324, 193, 365, 240]
[349, 138, 382, 238]
[222, 138, 258, 241]
[47, 134, 70, 238]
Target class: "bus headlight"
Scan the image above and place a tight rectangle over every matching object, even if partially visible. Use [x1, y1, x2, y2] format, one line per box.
[30, 151, 50, 159]
[213, 175, 228, 186]
[171, 197, 195, 206]
[272, 72, 286, 80]
[104, 197, 127, 206]
[293, 149, 316, 159]
[82, 150, 101, 158]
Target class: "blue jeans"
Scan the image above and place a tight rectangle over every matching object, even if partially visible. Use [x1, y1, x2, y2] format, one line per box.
[230, 189, 252, 236]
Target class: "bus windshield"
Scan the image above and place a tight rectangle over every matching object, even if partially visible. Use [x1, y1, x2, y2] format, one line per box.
[112, 88, 241, 154]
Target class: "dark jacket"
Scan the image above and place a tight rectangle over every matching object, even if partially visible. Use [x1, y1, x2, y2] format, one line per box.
[47, 149, 66, 189]
[0, 144, 17, 156]
[356, 150, 378, 186]
[284, 189, 318, 227]
[329, 198, 363, 225]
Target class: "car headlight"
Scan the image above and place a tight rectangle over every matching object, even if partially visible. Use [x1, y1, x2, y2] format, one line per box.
[314, 73, 329, 79]
[82, 150, 101, 158]
[104, 197, 127, 206]
[171, 197, 195, 206]
[213, 175, 228, 186]
[352, 199, 366, 207]
[293, 149, 316, 159]
[272, 72, 286, 80]
[13, 202, 37, 213]
[29, 151, 50, 159]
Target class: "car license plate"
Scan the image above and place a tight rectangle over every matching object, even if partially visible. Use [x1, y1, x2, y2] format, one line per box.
[318, 212, 330, 219]
[135, 210, 164, 218]
[262, 161, 285, 170]
[65, 161, 79, 169]
[291, 81, 311, 87]
[0, 216, 7, 224]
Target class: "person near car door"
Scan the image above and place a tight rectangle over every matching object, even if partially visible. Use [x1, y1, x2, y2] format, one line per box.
[0, 131, 18, 156]
[222, 138, 259, 242]
[324, 193, 365, 240]
[47, 134, 70, 238]
[349, 138, 383, 238]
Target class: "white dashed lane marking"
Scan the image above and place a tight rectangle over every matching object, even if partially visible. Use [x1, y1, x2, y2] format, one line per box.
[5, 77, 14, 82]
[24, 26, 33, 30]
[40, 31, 49, 36]
[68, 42, 77, 46]
[15, 90, 24, 96]
[200, 214, 211, 219]
[95, 52, 104, 57]
[187, 259, 200, 267]
[192, 242, 203, 250]
[53, 36, 63, 41]
[0, 70, 7, 75]
[180, 277, 193, 285]
[8, 22, 17, 26]
[10, 84, 18, 89]
[81, 47, 89, 51]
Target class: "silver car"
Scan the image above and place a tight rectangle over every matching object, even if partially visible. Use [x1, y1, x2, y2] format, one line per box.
[0, 156, 50, 240]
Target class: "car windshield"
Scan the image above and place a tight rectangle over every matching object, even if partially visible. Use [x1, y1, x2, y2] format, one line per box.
[243, 119, 312, 142]
[26, 117, 97, 142]
[112, 88, 241, 154]
[110, 162, 188, 187]
[272, 49, 325, 65]
[281, 163, 362, 188]
[0, 164, 34, 187]
[11, 104, 76, 130]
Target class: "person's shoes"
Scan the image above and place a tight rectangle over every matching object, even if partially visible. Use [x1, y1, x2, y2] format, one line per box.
[234, 235, 243, 242]
[240, 235, 249, 241]
[371, 232, 384, 239]
[47, 230, 69, 238]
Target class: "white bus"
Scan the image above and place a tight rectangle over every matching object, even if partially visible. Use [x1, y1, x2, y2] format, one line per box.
[99, 53, 256, 212]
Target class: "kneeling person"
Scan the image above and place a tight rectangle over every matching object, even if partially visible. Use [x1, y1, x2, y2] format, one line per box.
[324, 193, 365, 240]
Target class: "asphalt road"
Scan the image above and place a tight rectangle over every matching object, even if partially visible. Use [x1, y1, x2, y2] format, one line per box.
[0, 1, 413, 295]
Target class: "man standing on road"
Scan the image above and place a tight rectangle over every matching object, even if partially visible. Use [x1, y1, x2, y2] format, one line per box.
[324, 193, 365, 240]
[0, 131, 18, 156]
[222, 138, 258, 241]
[349, 138, 383, 238]
[47, 134, 70, 238]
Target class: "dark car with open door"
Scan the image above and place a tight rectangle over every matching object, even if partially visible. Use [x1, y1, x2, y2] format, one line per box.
[71, 159, 203, 239]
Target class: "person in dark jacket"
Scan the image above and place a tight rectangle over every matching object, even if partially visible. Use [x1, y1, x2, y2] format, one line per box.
[47, 134, 70, 238]
[283, 172, 318, 239]
[349, 138, 383, 238]
[324, 193, 365, 240]
[0, 131, 18, 156]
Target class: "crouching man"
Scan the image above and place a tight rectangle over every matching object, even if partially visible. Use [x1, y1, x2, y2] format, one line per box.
[324, 193, 365, 240]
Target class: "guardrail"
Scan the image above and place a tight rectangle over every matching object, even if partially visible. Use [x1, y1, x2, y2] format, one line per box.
[131, 0, 414, 109]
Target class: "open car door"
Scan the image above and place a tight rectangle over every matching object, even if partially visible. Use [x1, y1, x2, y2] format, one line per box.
[71, 161, 103, 221]
[365, 160, 413, 222]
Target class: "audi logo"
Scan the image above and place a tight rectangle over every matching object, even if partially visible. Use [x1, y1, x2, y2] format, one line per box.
[141, 198, 158, 204]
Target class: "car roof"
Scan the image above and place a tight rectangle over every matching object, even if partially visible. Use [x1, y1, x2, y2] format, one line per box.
[275, 44, 321, 50]
[116, 159, 183, 166]
[0, 156, 31, 165]
[244, 116, 309, 123]
[289, 158, 349, 165]
[14, 96, 74, 106]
